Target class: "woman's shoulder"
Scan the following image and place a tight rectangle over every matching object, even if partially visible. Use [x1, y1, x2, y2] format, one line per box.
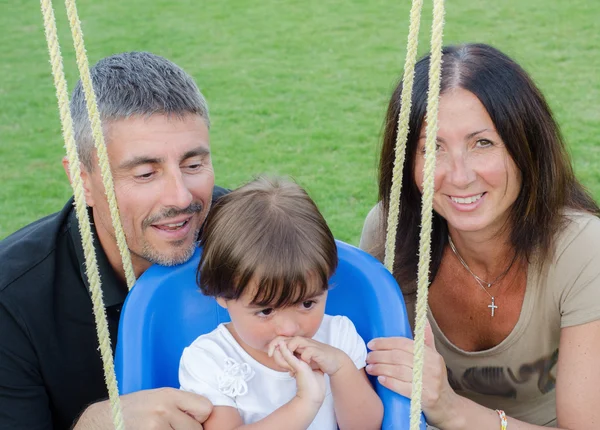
[553, 209, 600, 261]
[543, 210, 600, 328]
[359, 202, 385, 259]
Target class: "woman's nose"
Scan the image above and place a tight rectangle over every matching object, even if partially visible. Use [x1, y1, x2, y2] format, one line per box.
[445, 153, 476, 188]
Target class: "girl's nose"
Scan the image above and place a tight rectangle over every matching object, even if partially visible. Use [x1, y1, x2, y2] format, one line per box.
[274, 317, 299, 337]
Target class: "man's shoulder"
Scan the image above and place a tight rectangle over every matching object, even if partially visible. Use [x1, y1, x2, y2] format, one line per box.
[0, 199, 73, 293]
[211, 185, 230, 203]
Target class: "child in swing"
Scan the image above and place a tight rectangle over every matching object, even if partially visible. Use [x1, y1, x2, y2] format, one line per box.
[179, 177, 383, 430]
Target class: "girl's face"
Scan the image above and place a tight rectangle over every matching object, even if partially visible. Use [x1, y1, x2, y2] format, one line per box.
[217, 284, 327, 370]
[413, 88, 522, 239]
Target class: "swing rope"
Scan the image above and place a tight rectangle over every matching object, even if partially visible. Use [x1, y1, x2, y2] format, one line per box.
[40, 0, 444, 427]
[409, 0, 445, 428]
[64, 0, 137, 290]
[383, 0, 424, 272]
[39, 0, 130, 428]
[383, 0, 445, 428]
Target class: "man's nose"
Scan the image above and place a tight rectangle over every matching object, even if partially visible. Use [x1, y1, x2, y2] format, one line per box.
[162, 171, 193, 209]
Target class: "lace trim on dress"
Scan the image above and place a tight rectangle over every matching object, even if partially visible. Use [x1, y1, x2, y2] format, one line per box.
[217, 357, 255, 397]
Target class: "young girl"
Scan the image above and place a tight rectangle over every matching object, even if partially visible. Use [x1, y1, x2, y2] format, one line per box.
[179, 177, 383, 430]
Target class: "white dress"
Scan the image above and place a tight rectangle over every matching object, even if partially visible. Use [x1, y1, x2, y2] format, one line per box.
[179, 314, 367, 429]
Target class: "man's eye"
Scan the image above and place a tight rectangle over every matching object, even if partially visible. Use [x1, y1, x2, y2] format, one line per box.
[257, 308, 274, 317]
[135, 171, 155, 179]
[185, 163, 202, 171]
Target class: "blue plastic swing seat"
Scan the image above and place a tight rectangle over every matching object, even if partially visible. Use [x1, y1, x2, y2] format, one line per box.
[115, 240, 426, 429]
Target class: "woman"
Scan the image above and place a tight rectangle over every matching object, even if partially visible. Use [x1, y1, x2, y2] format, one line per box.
[360, 43, 600, 429]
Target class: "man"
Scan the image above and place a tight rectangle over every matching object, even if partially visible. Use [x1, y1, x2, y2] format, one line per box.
[0, 52, 225, 429]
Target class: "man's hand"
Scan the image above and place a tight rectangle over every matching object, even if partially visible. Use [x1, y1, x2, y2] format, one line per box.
[73, 388, 213, 430]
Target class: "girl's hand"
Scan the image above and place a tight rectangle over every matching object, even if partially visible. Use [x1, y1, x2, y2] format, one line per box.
[269, 336, 350, 376]
[365, 322, 459, 427]
[272, 340, 326, 407]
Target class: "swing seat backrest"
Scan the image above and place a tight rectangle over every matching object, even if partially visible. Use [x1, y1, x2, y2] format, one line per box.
[115, 240, 425, 429]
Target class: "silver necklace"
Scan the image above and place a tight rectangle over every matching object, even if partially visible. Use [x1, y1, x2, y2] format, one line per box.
[448, 235, 515, 317]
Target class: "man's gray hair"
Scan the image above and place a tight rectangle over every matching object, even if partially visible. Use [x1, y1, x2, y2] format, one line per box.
[70, 51, 210, 171]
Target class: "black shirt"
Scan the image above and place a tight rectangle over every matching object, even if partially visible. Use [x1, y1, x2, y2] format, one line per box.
[0, 187, 228, 430]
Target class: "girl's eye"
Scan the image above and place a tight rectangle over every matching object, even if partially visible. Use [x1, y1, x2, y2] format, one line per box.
[257, 308, 274, 317]
[301, 300, 316, 310]
[476, 139, 493, 148]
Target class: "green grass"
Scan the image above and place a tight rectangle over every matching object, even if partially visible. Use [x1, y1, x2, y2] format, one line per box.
[1, 0, 599, 243]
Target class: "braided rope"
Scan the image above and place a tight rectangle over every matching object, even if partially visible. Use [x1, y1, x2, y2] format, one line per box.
[383, 0, 424, 271]
[409, 0, 445, 428]
[39, 1, 125, 429]
[64, 0, 137, 290]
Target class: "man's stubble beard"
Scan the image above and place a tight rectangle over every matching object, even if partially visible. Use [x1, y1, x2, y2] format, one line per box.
[136, 201, 209, 267]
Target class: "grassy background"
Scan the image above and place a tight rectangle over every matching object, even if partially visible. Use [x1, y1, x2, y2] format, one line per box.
[1, 0, 599, 243]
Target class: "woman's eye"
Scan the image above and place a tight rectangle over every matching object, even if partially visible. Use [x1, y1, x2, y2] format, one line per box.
[420, 144, 441, 154]
[476, 139, 493, 148]
[257, 308, 274, 317]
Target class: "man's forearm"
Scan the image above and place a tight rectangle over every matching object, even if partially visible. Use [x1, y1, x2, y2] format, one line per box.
[72, 402, 110, 430]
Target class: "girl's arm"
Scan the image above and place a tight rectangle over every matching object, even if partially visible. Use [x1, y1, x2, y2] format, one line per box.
[329, 358, 383, 430]
[203, 399, 319, 430]
[282, 335, 383, 430]
[204, 342, 325, 430]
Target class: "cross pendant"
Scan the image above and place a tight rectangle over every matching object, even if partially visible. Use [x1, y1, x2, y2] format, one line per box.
[488, 297, 498, 317]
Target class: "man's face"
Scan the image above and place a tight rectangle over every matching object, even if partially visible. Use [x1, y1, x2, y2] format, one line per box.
[82, 114, 214, 276]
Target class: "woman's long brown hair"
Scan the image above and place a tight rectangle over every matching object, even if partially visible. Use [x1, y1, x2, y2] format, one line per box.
[378, 43, 599, 292]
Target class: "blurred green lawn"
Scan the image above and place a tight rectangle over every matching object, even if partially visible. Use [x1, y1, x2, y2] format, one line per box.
[1, 0, 599, 243]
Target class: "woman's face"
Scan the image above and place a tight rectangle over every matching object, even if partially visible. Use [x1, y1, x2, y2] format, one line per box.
[413, 88, 522, 238]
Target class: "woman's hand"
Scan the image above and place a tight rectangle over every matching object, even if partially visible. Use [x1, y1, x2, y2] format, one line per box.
[271, 340, 326, 408]
[365, 322, 459, 427]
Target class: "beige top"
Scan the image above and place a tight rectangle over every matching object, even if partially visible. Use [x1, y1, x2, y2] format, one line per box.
[360, 204, 600, 427]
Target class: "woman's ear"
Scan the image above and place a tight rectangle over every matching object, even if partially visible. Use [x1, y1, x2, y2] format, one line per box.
[216, 297, 228, 309]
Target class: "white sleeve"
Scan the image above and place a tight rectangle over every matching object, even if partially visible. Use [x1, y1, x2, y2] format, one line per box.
[331, 316, 367, 369]
[179, 343, 237, 408]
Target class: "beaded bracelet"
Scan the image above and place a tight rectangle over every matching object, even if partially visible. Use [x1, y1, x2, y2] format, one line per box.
[496, 409, 508, 430]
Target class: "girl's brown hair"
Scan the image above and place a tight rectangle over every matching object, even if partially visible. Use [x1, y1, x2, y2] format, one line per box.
[198, 177, 338, 307]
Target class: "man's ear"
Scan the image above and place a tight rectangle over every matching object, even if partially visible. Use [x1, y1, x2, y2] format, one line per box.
[62, 156, 96, 207]
[216, 297, 228, 309]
